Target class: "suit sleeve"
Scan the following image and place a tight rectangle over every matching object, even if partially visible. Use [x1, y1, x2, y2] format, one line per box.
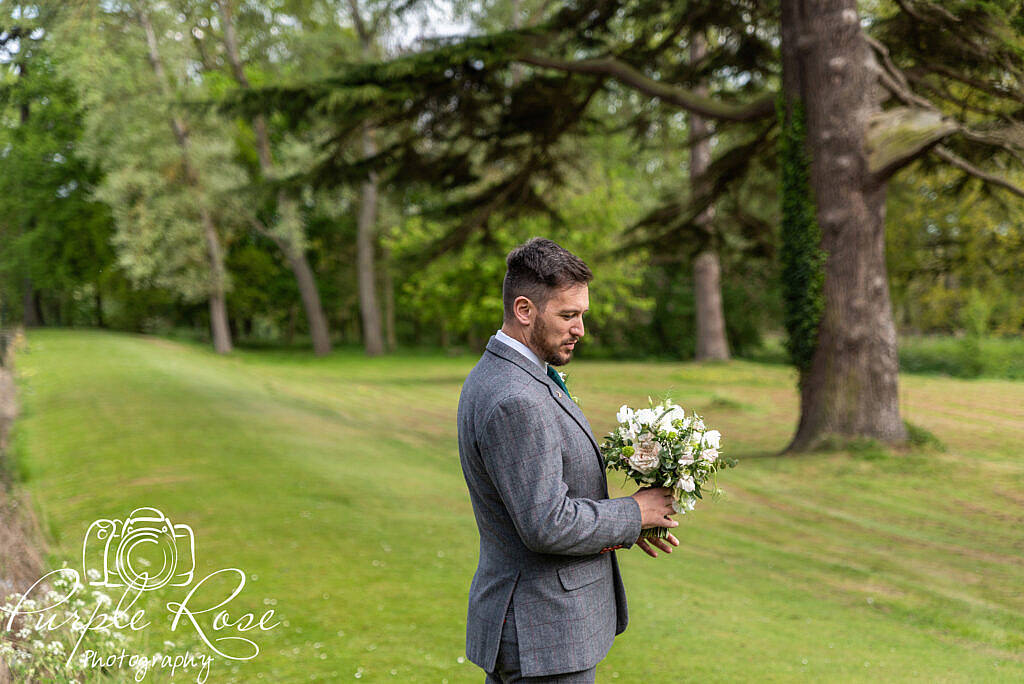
[479, 392, 642, 556]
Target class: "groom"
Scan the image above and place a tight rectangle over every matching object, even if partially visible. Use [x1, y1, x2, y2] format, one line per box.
[457, 238, 680, 682]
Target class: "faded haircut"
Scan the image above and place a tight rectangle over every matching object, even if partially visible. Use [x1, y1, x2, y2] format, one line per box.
[502, 238, 592, 322]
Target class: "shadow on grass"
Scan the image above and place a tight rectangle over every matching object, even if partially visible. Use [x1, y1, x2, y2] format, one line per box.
[738, 420, 946, 461]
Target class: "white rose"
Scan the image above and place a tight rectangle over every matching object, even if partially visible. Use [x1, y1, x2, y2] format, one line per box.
[627, 435, 661, 474]
[701, 448, 718, 462]
[616, 405, 635, 424]
[676, 473, 695, 492]
[704, 429, 721, 449]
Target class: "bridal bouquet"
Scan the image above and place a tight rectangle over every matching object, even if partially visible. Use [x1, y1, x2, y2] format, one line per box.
[601, 399, 737, 540]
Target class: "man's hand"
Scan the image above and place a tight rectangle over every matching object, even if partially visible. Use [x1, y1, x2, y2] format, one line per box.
[631, 486, 679, 529]
[630, 487, 680, 558]
[636, 532, 679, 558]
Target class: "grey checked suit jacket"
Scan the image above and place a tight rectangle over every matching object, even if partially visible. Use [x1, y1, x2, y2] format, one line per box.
[458, 336, 642, 677]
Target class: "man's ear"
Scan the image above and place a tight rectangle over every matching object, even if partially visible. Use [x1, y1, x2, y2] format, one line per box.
[513, 295, 535, 326]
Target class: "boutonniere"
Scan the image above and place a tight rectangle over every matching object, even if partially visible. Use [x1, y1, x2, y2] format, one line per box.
[559, 371, 581, 406]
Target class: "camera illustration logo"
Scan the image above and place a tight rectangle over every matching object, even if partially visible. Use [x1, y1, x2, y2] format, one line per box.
[82, 507, 195, 591]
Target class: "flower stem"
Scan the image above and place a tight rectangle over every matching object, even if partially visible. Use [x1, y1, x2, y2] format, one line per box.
[640, 527, 669, 541]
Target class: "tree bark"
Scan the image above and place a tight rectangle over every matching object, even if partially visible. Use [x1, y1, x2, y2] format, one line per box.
[22, 279, 42, 327]
[357, 126, 385, 356]
[138, 6, 231, 353]
[780, 0, 907, 450]
[95, 279, 104, 328]
[218, 0, 331, 355]
[381, 239, 397, 352]
[200, 207, 233, 354]
[284, 244, 332, 355]
[693, 251, 729, 360]
[689, 33, 730, 362]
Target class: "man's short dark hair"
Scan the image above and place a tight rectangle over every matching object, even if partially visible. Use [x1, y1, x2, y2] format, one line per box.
[503, 238, 593, 321]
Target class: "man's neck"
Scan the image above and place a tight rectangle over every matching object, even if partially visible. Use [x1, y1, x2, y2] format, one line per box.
[497, 326, 546, 370]
[499, 324, 529, 349]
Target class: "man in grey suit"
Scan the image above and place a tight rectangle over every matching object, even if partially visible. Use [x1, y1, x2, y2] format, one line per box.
[458, 238, 681, 682]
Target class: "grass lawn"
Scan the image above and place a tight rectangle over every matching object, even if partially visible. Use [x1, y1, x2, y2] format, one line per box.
[7, 329, 1024, 682]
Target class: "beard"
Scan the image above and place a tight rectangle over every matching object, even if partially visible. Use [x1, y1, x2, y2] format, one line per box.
[530, 316, 576, 366]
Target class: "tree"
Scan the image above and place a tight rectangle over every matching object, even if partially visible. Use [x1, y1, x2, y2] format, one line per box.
[231, 0, 1024, 449]
[136, 4, 232, 353]
[58, 1, 239, 353]
[689, 31, 729, 361]
[212, 0, 333, 355]
[0, 5, 114, 328]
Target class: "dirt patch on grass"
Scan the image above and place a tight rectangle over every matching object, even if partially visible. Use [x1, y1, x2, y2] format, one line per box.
[0, 332, 46, 597]
[0, 330, 47, 683]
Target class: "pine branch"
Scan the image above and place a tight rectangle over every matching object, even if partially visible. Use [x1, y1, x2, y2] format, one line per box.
[933, 145, 1024, 199]
[516, 54, 776, 122]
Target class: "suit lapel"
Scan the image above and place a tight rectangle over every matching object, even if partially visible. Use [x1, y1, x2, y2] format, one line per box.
[485, 336, 605, 468]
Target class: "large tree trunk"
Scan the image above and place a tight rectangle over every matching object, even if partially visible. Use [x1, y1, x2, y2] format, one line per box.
[689, 33, 730, 362]
[357, 127, 385, 356]
[218, 0, 332, 356]
[780, 0, 906, 450]
[139, 6, 232, 354]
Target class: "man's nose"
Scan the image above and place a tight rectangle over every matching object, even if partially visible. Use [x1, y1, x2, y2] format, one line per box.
[571, 318, 585, 338]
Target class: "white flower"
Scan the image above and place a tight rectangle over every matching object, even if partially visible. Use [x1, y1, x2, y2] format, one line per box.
[704, 430, 721, 449]
[692, 418, 705, 431]
[634, 408, 659, 427]
[676, 473, 695, 492]
[689, 430, 705, 447]
[701, 448, 719, 462]
[672, 495, 697, 514]
[617, 425, 636, 442]
[615, 405, 635, 425]
[627, 435, 661, 474]
[658, 405, 686, 434]
[677, 445, 695, 465]
[86, 568, 101, 581]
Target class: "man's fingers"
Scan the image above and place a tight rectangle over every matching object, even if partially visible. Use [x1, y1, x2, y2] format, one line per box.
[636, 539, 657, 558]
[665, 532, 680, 546]
[652, 538, 673, 553]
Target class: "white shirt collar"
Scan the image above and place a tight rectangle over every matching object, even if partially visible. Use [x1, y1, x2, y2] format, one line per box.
[495, 329, 547, 372]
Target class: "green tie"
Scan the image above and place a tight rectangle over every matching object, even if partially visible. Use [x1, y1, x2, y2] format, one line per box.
[547, 365, 569, 395]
